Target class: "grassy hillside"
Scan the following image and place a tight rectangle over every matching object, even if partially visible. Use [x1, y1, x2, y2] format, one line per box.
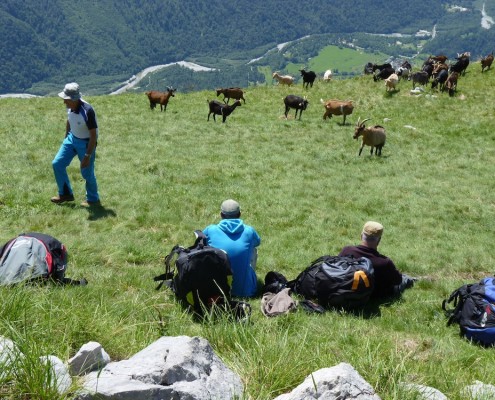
[1, 62, 495, 399]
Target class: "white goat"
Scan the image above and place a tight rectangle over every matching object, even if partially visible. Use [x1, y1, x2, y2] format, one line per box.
[384, 73, 399, 91]
[353, 117, 386, 156]
[323, 69, 333, 81]
[272, 72, 294, 86]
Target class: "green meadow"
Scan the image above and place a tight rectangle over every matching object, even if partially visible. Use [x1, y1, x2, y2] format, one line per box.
[1, 64, 495, 399]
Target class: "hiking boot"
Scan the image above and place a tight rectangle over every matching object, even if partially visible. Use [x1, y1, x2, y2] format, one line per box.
[50, 194, 75, 204]
[80, 200, 101, 207]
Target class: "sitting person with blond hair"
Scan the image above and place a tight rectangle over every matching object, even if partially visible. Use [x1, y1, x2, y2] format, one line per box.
[339, 221, 414, 298]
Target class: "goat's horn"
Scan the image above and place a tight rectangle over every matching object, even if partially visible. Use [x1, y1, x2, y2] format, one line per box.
[361, 118, 371, 126]
[356, 117, 361, 126]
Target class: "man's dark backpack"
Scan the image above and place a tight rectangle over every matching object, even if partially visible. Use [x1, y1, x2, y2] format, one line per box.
[289, 255, 375, 308]
[0, 232, 85, 286]
[154, 230, 234, 315]
[443, 277, 495, 346]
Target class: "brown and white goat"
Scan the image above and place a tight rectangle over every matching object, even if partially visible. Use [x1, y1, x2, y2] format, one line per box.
[216, 87, 245, 104]
[207, 99, 242, 123]
[145, 87, 176, 111]
[272, 72, 294, 86]
[353, 117, 386, 156]
[320, 99, 354, 125]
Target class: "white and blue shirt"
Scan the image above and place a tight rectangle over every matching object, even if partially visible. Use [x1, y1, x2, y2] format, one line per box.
[67, 100, 98, 139]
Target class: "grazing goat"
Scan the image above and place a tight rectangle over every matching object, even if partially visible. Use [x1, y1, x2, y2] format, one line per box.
[481, 53, 494, 72]
[372, 63, 392, 73]
[397, 66, 411, 80]
[364, 62, 374, 75]
[431, 69, 448, 91]
[320, 99, 354, 125]
[216, 87, 245, 104]
[410, 71, 429, 87]
[353, 118, 386, 156]
[283, 95, 308, 120]
[384, 73, 399, 91]
[430, 54, 448, 64]
[145, 87, 176, 111]
[272, 72, 294, 86]
[373, 67, 395, 81]
[299, 69, 317, 88]
[432, 63, 448, 78]
[450, 54, 470, 75]
[444, 72, 459, 97]
[422, 62, 434, 78]
[207, 99, 241, 123]
[323, 69, 333, 81]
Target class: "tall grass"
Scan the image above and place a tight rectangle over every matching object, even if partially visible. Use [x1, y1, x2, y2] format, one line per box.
[0, 65, 495, 399]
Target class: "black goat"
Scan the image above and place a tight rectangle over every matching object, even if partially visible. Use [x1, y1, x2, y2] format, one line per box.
[450, 55, 470, 75]
[299, 69, 317, 88]
[373, 67, 395, 81]
[284, 95, 308, 120]
[364, 62, 374, 75]
[207, 99, 241, 123]
[410, 71, 429, 87]
[372, 63, 392, 72]
[431, 69, 448, 91]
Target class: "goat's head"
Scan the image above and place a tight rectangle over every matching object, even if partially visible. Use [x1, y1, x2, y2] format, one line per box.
[353, 117, 370, 139]
[166, 87, 176, 96]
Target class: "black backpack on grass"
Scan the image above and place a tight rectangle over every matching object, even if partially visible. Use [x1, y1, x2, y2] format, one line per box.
[442, 277, 495, 346]
[289, 255, 374, 309]
[154, 230, 235, 315]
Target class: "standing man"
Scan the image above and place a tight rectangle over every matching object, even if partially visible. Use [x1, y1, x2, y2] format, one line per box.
[204, 199, 261, 298]
[51, 82, 100, 207]
[339, 221, 414, 298]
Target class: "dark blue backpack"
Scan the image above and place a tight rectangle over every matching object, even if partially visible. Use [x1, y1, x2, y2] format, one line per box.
[443, 277, 495, 346]
[289, 255, 375, 309]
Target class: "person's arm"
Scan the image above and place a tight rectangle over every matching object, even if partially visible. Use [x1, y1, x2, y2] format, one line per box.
[65, 120, 70, 138]
[81, 128, 97, 168]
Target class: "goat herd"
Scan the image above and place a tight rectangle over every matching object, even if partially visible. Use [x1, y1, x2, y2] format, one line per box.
[366, 51, 494, 97]
[144, 53, 493, 157]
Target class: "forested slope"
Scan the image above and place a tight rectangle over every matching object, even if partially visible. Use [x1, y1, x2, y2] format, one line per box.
[1, 0, 494, 95]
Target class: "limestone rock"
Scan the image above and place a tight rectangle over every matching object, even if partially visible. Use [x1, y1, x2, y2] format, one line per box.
[75, 335, 243, 400]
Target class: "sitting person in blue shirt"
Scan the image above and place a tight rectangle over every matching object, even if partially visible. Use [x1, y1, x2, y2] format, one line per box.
[203, 199, 261, 297]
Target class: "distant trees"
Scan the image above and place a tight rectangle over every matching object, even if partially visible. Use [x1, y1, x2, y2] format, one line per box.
[0, 0, 492, 94]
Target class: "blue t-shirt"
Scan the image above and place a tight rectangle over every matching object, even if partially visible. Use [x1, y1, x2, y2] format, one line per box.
[204, 219, 261, 297]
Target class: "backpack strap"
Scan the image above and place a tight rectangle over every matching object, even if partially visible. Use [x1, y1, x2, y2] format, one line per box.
[192, 230, 208, 248]
[154, 230, 208, 290]
[154, 244, 182, 290]
[442, 286, 469, 326]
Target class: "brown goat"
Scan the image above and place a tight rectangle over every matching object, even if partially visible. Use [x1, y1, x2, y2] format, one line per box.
[353, 117, 386, 156]
[430, 54, 448, 64]
[216, 87, 245, 104]
[272, 72, 294, 86]
[444, 72, 459, 97]
[145, 87, 176, 111]
[321, 99, 354, 125]
[432, 62, 448, 77]
[481, 53, 494, 72]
